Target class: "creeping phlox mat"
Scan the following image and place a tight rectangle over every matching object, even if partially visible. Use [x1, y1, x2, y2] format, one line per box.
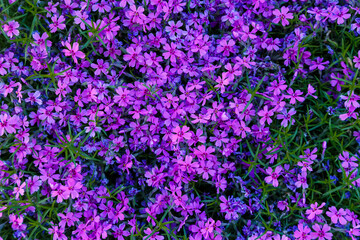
[0, 0, 360, 239]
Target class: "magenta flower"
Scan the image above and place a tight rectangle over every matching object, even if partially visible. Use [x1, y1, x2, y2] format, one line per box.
[306, 202, 326, 220]
[25, 91, 42, 105]
[310, 224, 333, 240]
[216, 39, 236, 56]
[339, 106, 358, 121]
[143, 228, 164, 240]
[214, 72, 231, 94]
[295, 171, 308, 189]
[0, 113, 17, 136]
[297, 160, 313, 172]
[165, 20, 183, 37]
[277, 108, 296, 128]
[285, 88, 305, 104]
[348, 226, 360, 240]
[340, 91, 360, 109]
[66, 179, 83, 199]
[178, 155, 199, 174]
[49, 15, 66, 33]
[51, 183, 70, 203]
[326, 206, 347, 225]
[300, 148, 318, 161]
[330, 6, 351, 24]
[33, 32, 52, 50]
[294, 223, 312, 240]
[354, 50, 360, 69]
[91, 59, 109, 75]
[123, 46, 144, 67]
[163, 42, 183, 63]
[13, 182, 26, 199]
[277, 200, 289, 211]
[272, 6, 294, 26]
[126, 5, 146, 24]
[264, 166, 282, 187]
[258, 106, 274, 125]
[62, 41, 85, 64]
[171, 125, 192, 144]
[339, 151, 358, 169]
[306, 84, 318, 99]
[3, 20, 20, 37]
[309, 57, 329, 71]
[112, 224, 130, 240]
[27, 176, 42, 194]
[58, 212, 79, 228]
[197, 159, 216, 180]
[0, 57, 10, 75]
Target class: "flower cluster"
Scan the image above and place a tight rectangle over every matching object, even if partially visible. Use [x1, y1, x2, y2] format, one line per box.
[1, 0, 360, 239]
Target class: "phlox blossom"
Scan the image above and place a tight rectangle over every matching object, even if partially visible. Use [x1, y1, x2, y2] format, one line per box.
[62, 41, 85, 64]
[264, 166, 282, 187]
[273, 7, 293, 26]
[3, 20, 20, 37]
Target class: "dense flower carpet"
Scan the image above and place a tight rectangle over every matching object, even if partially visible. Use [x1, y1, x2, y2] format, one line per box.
[1, 0, 360, 239]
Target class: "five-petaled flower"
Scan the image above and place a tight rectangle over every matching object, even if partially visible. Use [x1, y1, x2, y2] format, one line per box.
[273, 6, 294, 26]
[62, 41, 86, 64]
[264, 166, 282, 187]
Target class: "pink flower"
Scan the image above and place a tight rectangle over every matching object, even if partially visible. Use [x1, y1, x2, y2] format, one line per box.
[298, 160, 313, 172]
[354, 50, 360, 69]
[277, 200, 289, 211]
[295, 171, 308, 189]
[294, 223, 312, 240]
[348, 225, 360, 240]
[171, 125, 192, 144]
[66, 179, 83, 199]
[0, 57, 10, 75]
[51, 183, 70, 203]
[339, 106, 358, 121]
[326, 206, 347, 225]
[163, 42, 183, 63]
[112, 223, 130, 240]
[216, 39, 236, 56]
[0, 114, 18, 136]
[3, 20, 20, 37]
[340, 91, 360, 109]
[306, 84, 318, 99]
[264, 166, 282, 187]
[126, 5, 146, 24]
[339, 151, 358, 169]
[330, 6, 351, 25]
[258, 106, 274, 125]
[62, 41, 85, 64]
[310, 224, 332, 240]
[306, 202, 326, 220]
[13, 182, 26, 199]
[143, 228, 164, 240]
[273, 6, 294, 26]
[49, 15, 66, 33]
[91, 59, 109, 75]
[285, 88, 305, 104]
[299, 148, 318, 161]
[214, 72, 230, 94]
[309, 57, 329, 71]
[277, 108, 296, 128]
[33, 32, 52, 50]
[165, 21, 183, 37]
[178, 155, 199, 174]
[58, 212, 79, 228]
[27, 176, 42, 194]
[25, 91, 42, 105]
[123, 46, 144, 67]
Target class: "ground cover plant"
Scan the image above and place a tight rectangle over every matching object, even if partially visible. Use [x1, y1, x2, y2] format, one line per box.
[1, 0, 360, 239]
